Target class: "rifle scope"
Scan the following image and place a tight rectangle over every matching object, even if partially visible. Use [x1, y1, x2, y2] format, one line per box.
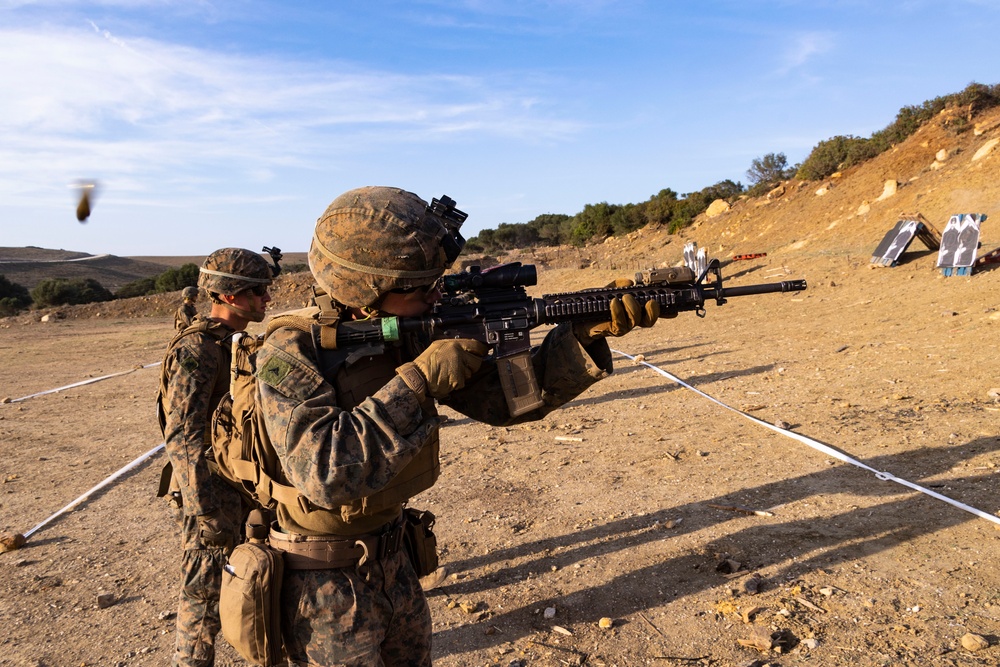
[442, 262, 537, 292]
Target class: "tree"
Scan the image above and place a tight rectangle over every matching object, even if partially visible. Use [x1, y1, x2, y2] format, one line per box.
[644, 188, 678, 227]
[570, 202, 618, 245]
[115, 276, 158, 299]
[528, 214, 571, 246]
[31, 278, 113, 307]
[0, 274, 31, 315]
[154, 263, 199, 293]
[746, 152, 791, 186]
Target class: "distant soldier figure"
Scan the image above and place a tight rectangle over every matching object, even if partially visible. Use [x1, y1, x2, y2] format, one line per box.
[156, 248, 273, 667]
[174, 286, 200, 331]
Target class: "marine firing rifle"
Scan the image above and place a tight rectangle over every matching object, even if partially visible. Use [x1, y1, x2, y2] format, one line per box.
[334, 260, 807, 417]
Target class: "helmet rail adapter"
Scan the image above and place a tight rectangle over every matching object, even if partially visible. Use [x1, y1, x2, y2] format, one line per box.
[309, 186, 466, 309]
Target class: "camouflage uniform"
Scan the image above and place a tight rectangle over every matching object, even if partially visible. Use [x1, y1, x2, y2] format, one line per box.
[175, 287, 200, 331]
[174, 302, 198, 331]
[161, 321, 245, 667]
[158, 249, 272, 667]
[255, 187, 615, 666]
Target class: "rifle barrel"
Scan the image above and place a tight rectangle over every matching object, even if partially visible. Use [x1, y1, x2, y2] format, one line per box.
[713, 279, 807, 298]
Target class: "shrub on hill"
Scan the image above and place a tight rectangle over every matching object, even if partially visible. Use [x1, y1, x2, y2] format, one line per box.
[464, 181, 743, 252]
[115, 263, 199, 298]
[0, 274, 32, 315]
[155, 263, 199, 293]
[31, 278, 113, 308]
[462, 82, 1000, 251]
[115, 276, 158, 299]
[797, 81, 1000, 181]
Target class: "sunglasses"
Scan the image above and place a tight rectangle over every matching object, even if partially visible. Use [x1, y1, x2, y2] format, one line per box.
[247, 284, 270, 297]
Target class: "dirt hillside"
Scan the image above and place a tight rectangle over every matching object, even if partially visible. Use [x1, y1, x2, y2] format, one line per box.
[2, 105, 1000, 667]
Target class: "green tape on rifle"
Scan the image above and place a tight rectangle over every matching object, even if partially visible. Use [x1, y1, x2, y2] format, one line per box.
[381, 317, 401, 342]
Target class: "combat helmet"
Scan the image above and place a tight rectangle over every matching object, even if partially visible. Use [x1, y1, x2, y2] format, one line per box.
[198, 248, 273, 296]
[198, 248, 273, 322]
[309, 186, 467, 308]
[181, 286, 199, 300]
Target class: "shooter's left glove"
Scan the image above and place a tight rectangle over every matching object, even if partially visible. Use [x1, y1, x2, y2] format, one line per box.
[573, 279, 660, 345]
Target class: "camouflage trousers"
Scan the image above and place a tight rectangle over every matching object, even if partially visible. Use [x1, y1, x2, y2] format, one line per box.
[171, 486, 245, 667]
[281, 548, 432, 667]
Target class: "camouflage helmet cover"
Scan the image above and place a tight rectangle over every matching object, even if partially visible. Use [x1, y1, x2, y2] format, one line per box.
[309, 186, 462, 308]
[197, 248, 273, 296]
[181, 286, 199, 299]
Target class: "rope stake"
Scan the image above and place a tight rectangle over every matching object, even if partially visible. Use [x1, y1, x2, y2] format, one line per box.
[611, 348, 1000, 527]
[5, 362, 161, 403]
[24, 443, 166, 539]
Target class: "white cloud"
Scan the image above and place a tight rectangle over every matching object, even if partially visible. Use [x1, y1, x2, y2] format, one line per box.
[0, 24, 584, 210]
[775, 30, 834, 77]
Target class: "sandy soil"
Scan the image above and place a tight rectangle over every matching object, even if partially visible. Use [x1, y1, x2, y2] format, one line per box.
[3, 105, 1000, 667]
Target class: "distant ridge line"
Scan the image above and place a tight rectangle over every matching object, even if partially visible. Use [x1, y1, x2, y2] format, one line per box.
[0, 254, 111, 264]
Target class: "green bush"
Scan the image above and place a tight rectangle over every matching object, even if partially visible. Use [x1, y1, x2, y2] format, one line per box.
[0, 274, 31, 314]
[796, 135, 870, 180]
[798, 81, 1000, 181]
[570, 202, 619, 244]
[466, 213, 571, 254]
[459, 81, 1000, 249]
[115, 276, 158, 299]
[154, 263, 199, 293]
[114, 262, 199, 298]
[31, 278, 113, 308]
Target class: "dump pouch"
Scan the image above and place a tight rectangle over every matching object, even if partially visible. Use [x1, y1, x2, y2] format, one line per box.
[402, 508, 439, 578]
[220, 510, 285, 667]
[156, 461, 173, 498]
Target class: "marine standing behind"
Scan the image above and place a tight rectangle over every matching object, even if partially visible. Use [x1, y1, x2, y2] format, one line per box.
[158, 248, 273, 667]
[174, 285, 201, 331]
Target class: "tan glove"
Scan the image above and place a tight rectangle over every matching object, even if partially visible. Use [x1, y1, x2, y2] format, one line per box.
[398, 339, 489, 400]
[196, 510, 235, 551]
[574, 279, 660, 344]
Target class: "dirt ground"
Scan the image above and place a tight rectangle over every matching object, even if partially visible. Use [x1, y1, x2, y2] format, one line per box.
[4, 105, 1000, 667]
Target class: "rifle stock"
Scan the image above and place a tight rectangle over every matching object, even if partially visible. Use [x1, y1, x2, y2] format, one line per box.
[336, 260, 807, 417]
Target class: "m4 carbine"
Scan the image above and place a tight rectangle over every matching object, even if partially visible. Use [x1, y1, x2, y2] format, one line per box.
[334, 260, 807, 417]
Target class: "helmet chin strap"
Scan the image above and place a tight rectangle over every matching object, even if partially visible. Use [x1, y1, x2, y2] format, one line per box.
[219, 297, 266, 323]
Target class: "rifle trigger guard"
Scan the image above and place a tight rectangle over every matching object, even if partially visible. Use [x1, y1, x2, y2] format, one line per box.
[696, 306, 706, 318]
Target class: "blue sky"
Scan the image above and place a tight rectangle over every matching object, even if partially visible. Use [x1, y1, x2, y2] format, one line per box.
[3, 0, 1000, 257]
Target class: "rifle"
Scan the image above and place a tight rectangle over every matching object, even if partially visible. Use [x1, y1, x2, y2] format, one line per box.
[334, 260, 807, 417]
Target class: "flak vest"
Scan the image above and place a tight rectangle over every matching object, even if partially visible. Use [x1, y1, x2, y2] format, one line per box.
[273, 324, 440, 538]
[156, 318, 235, 498]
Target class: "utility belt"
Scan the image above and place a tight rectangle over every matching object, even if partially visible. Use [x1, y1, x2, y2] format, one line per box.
[268, 517, 405, 571]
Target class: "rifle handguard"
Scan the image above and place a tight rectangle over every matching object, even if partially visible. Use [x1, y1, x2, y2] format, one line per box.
[396, 362, 428, 403]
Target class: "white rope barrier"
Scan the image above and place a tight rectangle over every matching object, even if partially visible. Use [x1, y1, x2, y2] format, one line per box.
[23, 443, 166, 539]
[611, 348, 1000, 527]
[5, 362, 161, 404]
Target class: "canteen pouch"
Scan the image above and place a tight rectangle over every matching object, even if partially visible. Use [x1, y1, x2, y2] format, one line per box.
[402, 508, 439, 578]
[220, 511, 284, 667]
